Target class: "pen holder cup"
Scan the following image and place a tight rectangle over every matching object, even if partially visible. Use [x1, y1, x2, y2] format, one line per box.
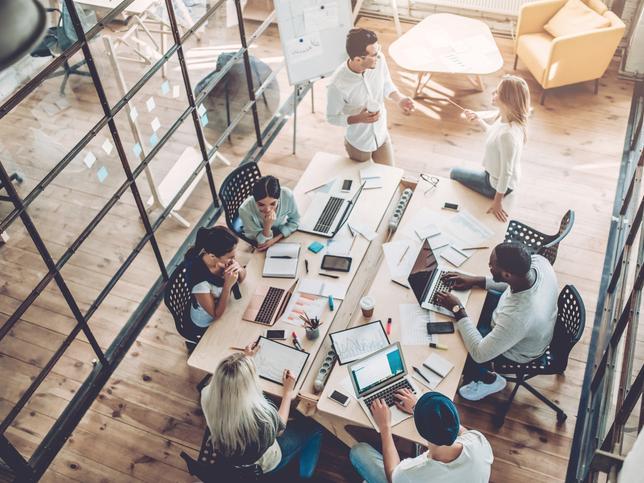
[305, 327, 320, 340]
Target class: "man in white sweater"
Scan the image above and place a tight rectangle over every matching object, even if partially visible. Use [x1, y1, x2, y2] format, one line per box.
[436, 242, 558, 401]
[326, 28, 414, 165]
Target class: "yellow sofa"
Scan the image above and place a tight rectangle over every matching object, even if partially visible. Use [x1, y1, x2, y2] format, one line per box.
[514, 0, 625, 104]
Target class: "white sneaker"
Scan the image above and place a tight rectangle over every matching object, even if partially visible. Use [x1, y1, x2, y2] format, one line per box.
[458, 374, 507, 401]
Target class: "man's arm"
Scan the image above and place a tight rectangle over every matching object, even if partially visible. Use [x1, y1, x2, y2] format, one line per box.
[381, 427, 401, 483]
[326, 84, 350, 127]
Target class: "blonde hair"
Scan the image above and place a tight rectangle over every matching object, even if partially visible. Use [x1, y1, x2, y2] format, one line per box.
[202, 353, 277, 457]
[496, 75, 531, 143]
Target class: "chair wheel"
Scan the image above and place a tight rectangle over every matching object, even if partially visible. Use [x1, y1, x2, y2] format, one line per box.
[557, 412, 567, 424]
[15, 173, 24, 184]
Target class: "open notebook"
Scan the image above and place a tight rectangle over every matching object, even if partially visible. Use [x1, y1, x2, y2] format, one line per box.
[412, 353, 454, 389]
[263, 243, 300, 278]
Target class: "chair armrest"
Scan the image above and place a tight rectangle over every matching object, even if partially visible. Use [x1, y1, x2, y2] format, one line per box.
[516, 0, 566, 40]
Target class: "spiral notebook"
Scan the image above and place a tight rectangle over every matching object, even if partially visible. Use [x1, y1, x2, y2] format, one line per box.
[263, 243, 300, 278]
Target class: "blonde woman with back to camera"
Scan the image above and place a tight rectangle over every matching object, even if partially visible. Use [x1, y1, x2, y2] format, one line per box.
[450, 75, 531, 222]
[200, 346, 323, 478]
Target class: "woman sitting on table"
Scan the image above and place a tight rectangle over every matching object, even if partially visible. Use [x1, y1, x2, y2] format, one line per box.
[201, 346, 323, 478]
[449, 75, 531, 222]
[186, 226, 246, 328]
[238, 175, 300, 251]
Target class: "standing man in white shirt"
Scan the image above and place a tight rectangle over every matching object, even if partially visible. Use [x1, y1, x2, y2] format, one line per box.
[326, 28, 415, 166]
[350, 391, 493, 483]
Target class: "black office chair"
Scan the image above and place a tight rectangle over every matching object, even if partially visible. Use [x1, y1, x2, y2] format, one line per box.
[504, 210, 575, 265]
[492, 285, 585, 426]
[0, 172, 23, 202]
[164, 260, 207, 354]
[31, 6, 93, 95]
[218, 162, 262, 246]
[180, 428, 263, 482]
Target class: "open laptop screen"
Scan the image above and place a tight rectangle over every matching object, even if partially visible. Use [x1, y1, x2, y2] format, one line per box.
[407, 240, 439, 306]
[350, 344, 405, 396]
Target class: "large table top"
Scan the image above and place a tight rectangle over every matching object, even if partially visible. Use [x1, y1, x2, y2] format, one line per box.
[316, 175, 511, 443]
[388, 13, 503, 75]
[187, 152, 403, 397]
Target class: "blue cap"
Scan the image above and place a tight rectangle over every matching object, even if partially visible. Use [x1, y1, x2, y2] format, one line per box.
[413, 392, 460, 445]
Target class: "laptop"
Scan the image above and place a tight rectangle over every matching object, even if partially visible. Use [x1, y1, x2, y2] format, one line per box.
[298, 182, 365, 237]
[242, 280, 298, 326]
[407, 240, 471, 316]
[348, 342, 419, 431]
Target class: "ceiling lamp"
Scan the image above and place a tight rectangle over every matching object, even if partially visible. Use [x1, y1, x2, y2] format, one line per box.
[0, 0, 47, 71]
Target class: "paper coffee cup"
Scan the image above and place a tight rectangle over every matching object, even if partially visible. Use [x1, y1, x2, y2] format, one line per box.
[366, 100, 379, 114]
[360, 296, 375, 318]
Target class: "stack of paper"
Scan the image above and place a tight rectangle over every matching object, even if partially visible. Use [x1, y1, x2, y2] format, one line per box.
[399, 304, 437, 346]
[383, 240, 419, 287]
[412, 353, 454, 389]
[360, 164, 384, 189]
[298, 278, 349, 300]
[263, 243, 300, 278]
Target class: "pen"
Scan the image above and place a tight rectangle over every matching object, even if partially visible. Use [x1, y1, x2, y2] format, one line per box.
[398, 245, 410, 265]
[392, 279, 410, 289]
[413, 366, 431, 385]
[460, 246, 490, 250]
[446, 97, 466, 111]
[292, 331, 303, 351]
[271, 256, 291, 259]
[386, 317, 392, 335]
[349, 233, 357, 252]
[305, 259, 309, 273]
[319, 272, 339, 279]
[328, 294, 334, 311]
[429, 342, 449, 350]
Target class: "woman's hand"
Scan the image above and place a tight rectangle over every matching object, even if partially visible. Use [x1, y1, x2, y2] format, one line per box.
[263, 209, 277, 228]
[282, 369, 297, 399]
[462, 109, 479, 122]
[223, 264, 239, 287]
[243, 340, 259, 357]
[256, 234, 284, 252]
[487, 198, 508, 222]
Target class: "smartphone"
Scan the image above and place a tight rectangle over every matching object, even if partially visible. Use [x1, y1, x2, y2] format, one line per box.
[442, 202, 460, 212]
[427, 322, 455, 334]
[328, 390, 350, 407]
[266, 329, 286, 340]
[341, 179, 353, 192]
[321, 255, 352, 272]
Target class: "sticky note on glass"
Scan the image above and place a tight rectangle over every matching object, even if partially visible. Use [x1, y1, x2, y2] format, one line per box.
[102, 139, 113, 155]
[197, 104, 206, 117]
[200, 113, 208, 127]
[151, 117, 161, 131]
[161, 80, 170, 95]
[129, 106, 138, 121]
[172, 85, 180, 98]
[149, 132, 159, 147]
[83, 151, 96, 168]
[97, 166, 108, 183]
[146, 96, 156, 112]
[132, 143, 143, 158]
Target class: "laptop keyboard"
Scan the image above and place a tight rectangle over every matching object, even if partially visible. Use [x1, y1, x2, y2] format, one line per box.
[313, 197, 344, 233]
[429, 272, 454, 305]
[255, 287, 285, 324]
[364, 379, 416, 408]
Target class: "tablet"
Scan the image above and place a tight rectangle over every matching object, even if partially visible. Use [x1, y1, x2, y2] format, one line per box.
[253, 336, 310, 386]
[329, 320, 390, 365]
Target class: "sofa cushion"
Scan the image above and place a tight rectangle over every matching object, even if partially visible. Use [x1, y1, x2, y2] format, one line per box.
[517, 32, 554, 84]
[544, 0, 610, 38]
[584, 0, 608, 15]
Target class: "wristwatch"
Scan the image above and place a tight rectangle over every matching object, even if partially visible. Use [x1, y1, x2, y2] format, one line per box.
[452, 304, 466, 320]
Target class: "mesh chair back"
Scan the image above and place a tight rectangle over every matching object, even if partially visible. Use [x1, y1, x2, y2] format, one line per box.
[219, 162, 261, 244]
[551, 285, 585, 372]
[164, 261, 203, 344]
[539, 210, 575, 265]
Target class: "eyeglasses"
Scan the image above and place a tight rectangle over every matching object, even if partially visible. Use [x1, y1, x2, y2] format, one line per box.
[420, 174, 439, 196]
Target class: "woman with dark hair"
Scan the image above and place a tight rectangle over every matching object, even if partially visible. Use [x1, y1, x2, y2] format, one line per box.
[185, 226, 246, 328]
[238, 175, 300, 251]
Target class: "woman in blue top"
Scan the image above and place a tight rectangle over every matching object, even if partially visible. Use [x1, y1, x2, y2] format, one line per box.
[238, 176, 300, 251]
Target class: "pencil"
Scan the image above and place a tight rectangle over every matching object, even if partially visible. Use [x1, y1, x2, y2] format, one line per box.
[230, 346, 245, 352]
[392, 279, 410, 289]
[305, 181, 331, 194]
[398, 245, 410, 264]
[446, 98, 465, 111]
[349, 234, 357, 252]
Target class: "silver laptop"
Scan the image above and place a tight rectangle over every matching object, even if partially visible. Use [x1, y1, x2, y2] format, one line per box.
[348, 342, 418, 431]
[298, 182, 365, 237]
[407, 240, 471, 316]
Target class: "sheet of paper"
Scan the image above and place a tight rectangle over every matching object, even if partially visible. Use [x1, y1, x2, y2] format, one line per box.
[150, 117, 161, 132]
[82, 151, 96, 168]
[304, 2, 339, 32]
[298, 278, 348, 300]
[440, 246, 469, 267]
[428, 233, 449, 250]
[280, 292, 326, 327]
[363, 178, 383, 190]
[338, 374, 356, 398]
[326, 236, 354, 256]
[360, 163, 385, 180]
[254, 337, 309, 385]
[415, 224, 440, 241]
[442, 210, 494, 248]
[348, 222, 377, 241]
[146, 96, 156, 112]
[399, 304, 437, 346]
[398, 208, 437, 241]
[331, 321, 390, 364]
[382, 240, 419, 286]
[285, 32, 323, 65]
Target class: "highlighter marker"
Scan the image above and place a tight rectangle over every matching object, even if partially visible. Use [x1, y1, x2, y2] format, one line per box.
[292, 331, 303, 351]
[386, 317, 392, 335]
[328, 294, 334, 311]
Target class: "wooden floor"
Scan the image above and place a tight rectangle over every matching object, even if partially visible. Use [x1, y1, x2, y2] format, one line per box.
[0, 10, 636, 483]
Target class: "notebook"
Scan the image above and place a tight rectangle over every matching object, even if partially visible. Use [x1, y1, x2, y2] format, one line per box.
[360, 164, 383, 190]
[412, 353, 454, 389]
[253, 336, 310, 386]
[263, 243, 300, 278]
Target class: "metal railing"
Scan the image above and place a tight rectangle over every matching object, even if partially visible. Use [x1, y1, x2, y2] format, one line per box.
[567, 80, 643, 482]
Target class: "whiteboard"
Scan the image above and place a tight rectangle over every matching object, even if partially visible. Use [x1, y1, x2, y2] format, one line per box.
[274, 0, 353, 85]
